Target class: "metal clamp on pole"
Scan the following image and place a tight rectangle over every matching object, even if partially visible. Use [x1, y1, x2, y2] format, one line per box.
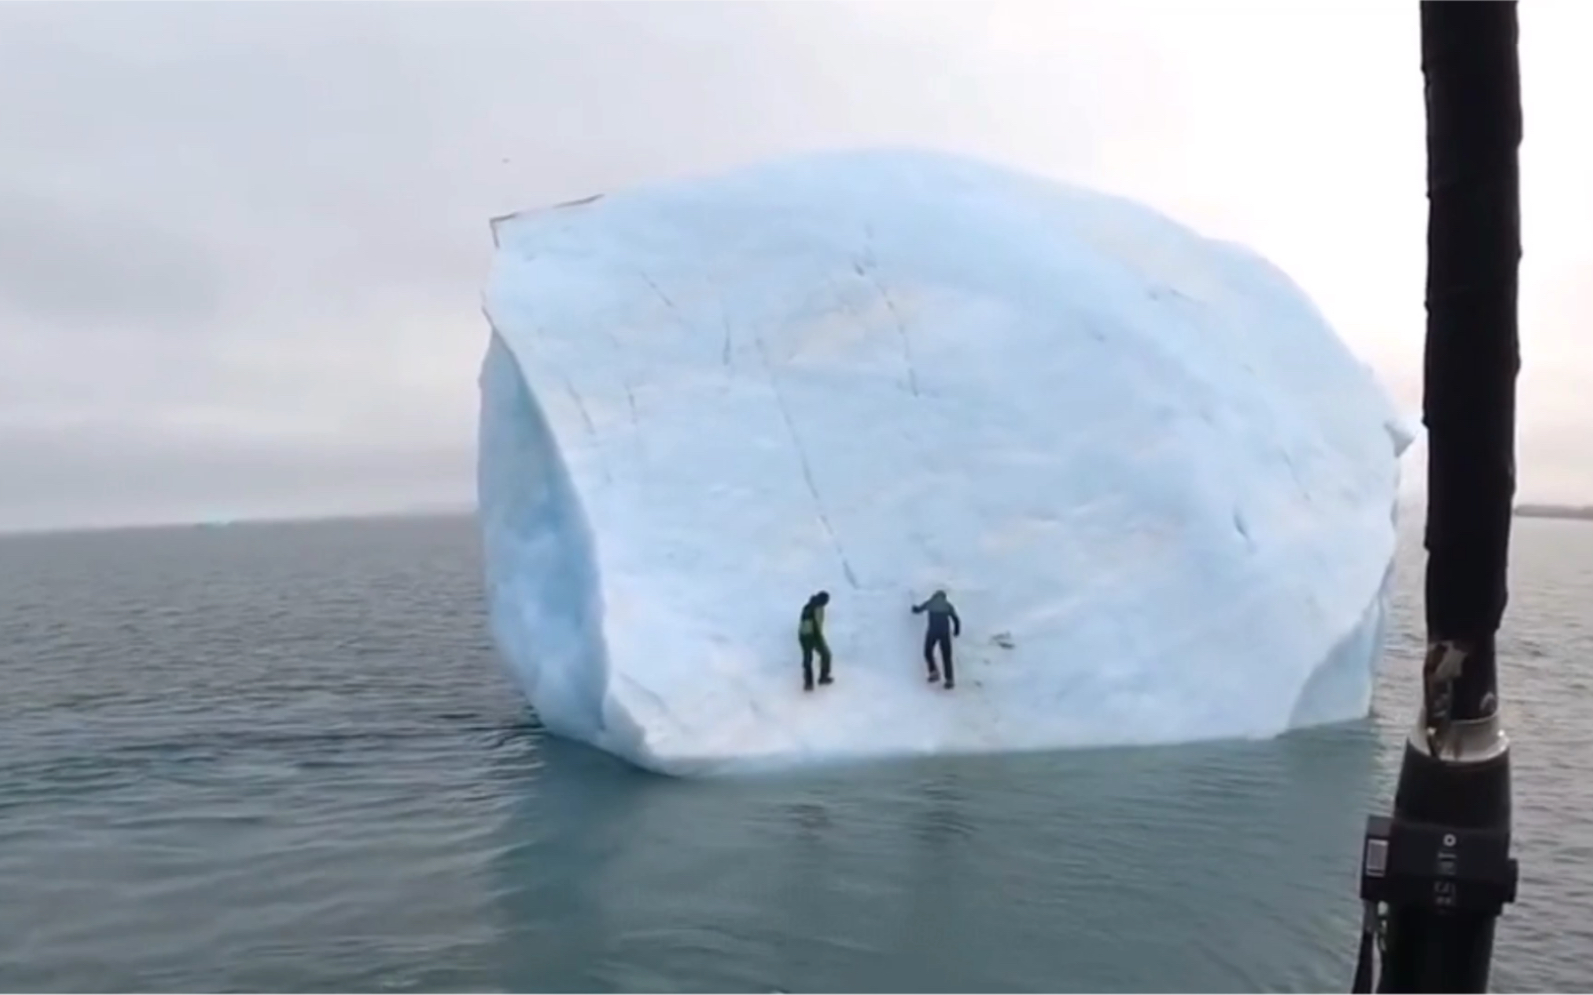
[1360, 814, 1518, 917]
[1352, 802, 1519, 993]
[1355, 641, 1519, 993]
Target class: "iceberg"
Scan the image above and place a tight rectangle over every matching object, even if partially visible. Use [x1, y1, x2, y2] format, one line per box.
[477, 149, 1413, 777]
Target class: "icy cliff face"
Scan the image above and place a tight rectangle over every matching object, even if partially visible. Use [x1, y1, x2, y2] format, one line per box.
[477, 149, 1413, 776]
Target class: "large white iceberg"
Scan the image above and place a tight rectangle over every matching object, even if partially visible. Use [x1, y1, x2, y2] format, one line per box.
[477, 149, 1412, 777]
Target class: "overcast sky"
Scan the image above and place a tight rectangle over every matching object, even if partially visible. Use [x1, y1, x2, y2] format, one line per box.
[1, 1, 1588, 532]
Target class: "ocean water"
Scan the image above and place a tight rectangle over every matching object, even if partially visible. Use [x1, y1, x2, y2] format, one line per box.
[0, 512, 1587, 993]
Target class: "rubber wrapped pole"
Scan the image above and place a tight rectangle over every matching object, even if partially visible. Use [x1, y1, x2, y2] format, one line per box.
[1418, 0, 1522, 713]
[1376, 3, 1521, 992]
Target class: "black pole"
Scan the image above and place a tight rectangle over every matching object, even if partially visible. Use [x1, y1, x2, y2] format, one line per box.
[1353, 3, 1522, 992]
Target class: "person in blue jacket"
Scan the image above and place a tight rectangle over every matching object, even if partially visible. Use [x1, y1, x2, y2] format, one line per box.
[911, 590, 961, 689]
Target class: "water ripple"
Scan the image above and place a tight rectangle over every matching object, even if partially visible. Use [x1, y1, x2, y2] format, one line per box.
[0, 514, 1587, 992]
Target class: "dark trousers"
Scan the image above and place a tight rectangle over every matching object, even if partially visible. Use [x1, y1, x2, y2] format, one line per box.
[924, 629, 954, 684]
[800, 634, 832, 688]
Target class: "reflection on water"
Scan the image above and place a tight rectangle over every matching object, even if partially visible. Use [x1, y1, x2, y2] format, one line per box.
[5, 514, 1589, 993]
[488, 723, 1380, 993]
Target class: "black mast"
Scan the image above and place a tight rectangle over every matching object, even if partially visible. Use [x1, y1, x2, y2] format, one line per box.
[1353, 3, 1522, 991]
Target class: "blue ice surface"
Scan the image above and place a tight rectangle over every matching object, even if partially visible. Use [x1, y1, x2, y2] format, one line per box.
[477, 149, 1415, 777]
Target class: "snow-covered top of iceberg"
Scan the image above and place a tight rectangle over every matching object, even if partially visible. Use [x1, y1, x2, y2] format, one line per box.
[478, 148, 1411, 776]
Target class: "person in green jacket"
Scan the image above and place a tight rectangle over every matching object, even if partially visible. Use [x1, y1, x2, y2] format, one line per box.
[798, 590, 833, 691]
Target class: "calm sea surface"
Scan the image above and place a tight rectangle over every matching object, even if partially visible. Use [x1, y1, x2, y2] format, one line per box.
[0, 513, 1588, 992]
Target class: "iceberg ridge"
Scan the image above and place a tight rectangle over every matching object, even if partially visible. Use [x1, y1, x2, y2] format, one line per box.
[477, 149, 1411, 776]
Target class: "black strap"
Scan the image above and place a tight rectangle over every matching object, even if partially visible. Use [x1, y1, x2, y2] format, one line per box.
[1351, 901, 1379, 993]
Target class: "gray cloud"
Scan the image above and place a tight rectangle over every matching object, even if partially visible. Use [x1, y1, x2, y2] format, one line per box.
[0, 1, 1110, 531]
[0, 193, 225, 329]
[0, 421, 473, 533]
[0, 1, 1585, 530]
